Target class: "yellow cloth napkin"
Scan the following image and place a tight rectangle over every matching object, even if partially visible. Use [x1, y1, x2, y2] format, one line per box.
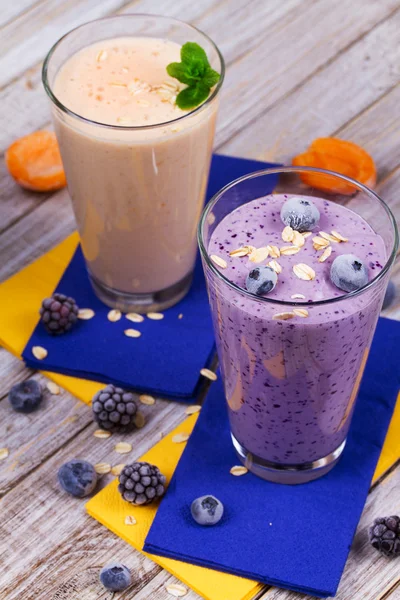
[86, 414, 263, 600]
[0, 234, 399, 600]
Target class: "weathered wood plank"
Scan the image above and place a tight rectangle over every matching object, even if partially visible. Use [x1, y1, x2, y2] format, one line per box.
[0, 397, 192, 597]
[0, 0, 130, 88]
[223, 12, 400, 169]
[0, 0, 39, 29]
[257, 467, 400, 600]
[0, 346, 33, 393]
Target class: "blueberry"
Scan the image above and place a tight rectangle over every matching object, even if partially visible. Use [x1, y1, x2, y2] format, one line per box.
[246, 266, 277, 296]
[191, 495, 224, 526]
[58, 459, 97, 498]
[8, 379, 42, 413]
[280, 196, 320, 232]
[330, 254, 369, 292]
[100, 562, 131, 591]
[382, 280, 396, 310]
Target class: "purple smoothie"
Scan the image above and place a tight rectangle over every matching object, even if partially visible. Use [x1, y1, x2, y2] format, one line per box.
[206, 194, 387, 479]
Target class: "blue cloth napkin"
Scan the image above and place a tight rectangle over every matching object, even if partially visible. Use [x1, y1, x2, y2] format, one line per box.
[22, 155, 279, 400]
[144, 316, 400, 596]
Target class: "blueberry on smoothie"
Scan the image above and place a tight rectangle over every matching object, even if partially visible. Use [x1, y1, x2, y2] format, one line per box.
[246, 266, 277, 296]
[191, 495, 224, 526]
[280, 196, 320, 232]
[330, 254, 369, 293]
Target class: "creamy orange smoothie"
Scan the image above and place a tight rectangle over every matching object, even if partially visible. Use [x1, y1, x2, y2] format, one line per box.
[47, 24, 221, 311]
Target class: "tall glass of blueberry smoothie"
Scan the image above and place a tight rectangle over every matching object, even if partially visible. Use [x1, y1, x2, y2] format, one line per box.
[198, 167, 398, 484]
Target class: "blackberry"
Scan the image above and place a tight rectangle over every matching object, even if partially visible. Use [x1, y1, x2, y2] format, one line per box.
[92, 384, 137, 432]
[39, 293, 79, 335]
[369, 515, 400, 557]
[9, 379, 42, 413]
[118, 462, 166, 505]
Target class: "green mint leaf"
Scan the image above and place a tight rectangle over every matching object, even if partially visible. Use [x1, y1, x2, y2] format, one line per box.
[180, 42, 210, 69]
[175, 82, 210, 110]
[166, 62, 200, 85]
[202, 66, 220, 88]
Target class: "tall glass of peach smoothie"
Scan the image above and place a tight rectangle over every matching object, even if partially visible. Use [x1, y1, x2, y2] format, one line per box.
[42, 15, 224, 312]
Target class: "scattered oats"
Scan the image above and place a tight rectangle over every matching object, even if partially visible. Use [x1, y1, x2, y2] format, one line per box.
[185, 405, 201, 415]
[312, 236, 330, 250]
[291, 293, 306, 300]
[124, 329, 142, 338]
[293, 263, 316, 281]
[134, 412, 146, 429]
[111, 464, 125, 476]
[292, 230, 305, 247]
[128, 79, 152, 95]
[115, 442, 132, 454]
[200, 368, 217, 381]
[160, 81, 180, 92]
[147, 312, 164, 320]
[171, 126, 182, 133]
[46, 381, 60, 395]
[282, 225, 294, 243]
[96, 50, 108, 62]
[94, 462, 111, 475]
[94, 429, 112, 439]
[126, 312, 144, 323]
[78, 308, 95, 320]
[280, 245, 300, 256]
[302, 231, 312, 238]
[165, 583, 188, 597]
[108, 309, 122, 322]
[331, 230, 348, 242]
[210, 254, 227, 269]
[124, 515, 137, 526]
[318, 246, 333, 263]
[117, 117, 134, 124]
[229, 247, 251, 258]
[266, 245, 280, 258]
[273, 312, 295, 321]
[136, 99, 150, 107]
[293, 308, 309, 318]
[0, 448, 9, 461]
[319, 231, 339, 243]
[121, 66, 129, 73]
[32, 346, 47, 360]
[230, 465, 248, 476]
[139, 394, 155, 406]
[109, 82, 127, 88]
[178, 314, 183, 319]
[172, 432, 189, 444]
[249, 247, 270, 263]
[268, 259, 282, 274]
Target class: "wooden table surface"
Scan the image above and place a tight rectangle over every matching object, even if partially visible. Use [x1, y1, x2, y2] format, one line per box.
[1, 1, 399, 599]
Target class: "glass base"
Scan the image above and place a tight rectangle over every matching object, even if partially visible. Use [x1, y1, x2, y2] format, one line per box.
[231, 433, 346, 484]
[88, 271, 193, 313]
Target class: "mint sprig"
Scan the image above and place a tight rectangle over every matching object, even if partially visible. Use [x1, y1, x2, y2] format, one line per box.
[166, 42, 220, 110]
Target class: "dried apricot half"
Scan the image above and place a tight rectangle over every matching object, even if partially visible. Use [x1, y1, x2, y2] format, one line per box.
[6, 130, 66, 192]
[293, 138, 376, 195]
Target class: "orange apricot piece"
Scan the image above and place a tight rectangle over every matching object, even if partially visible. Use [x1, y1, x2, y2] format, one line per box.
[6, 130, 66, 192]
[292, 138, 376, 195]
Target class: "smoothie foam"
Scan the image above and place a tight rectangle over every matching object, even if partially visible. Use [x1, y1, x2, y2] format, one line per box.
[207, 194, 386, 467]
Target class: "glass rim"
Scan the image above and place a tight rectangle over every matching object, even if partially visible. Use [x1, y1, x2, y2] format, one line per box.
[198, 166, 399, 308]
[42, 13, 225, 131]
